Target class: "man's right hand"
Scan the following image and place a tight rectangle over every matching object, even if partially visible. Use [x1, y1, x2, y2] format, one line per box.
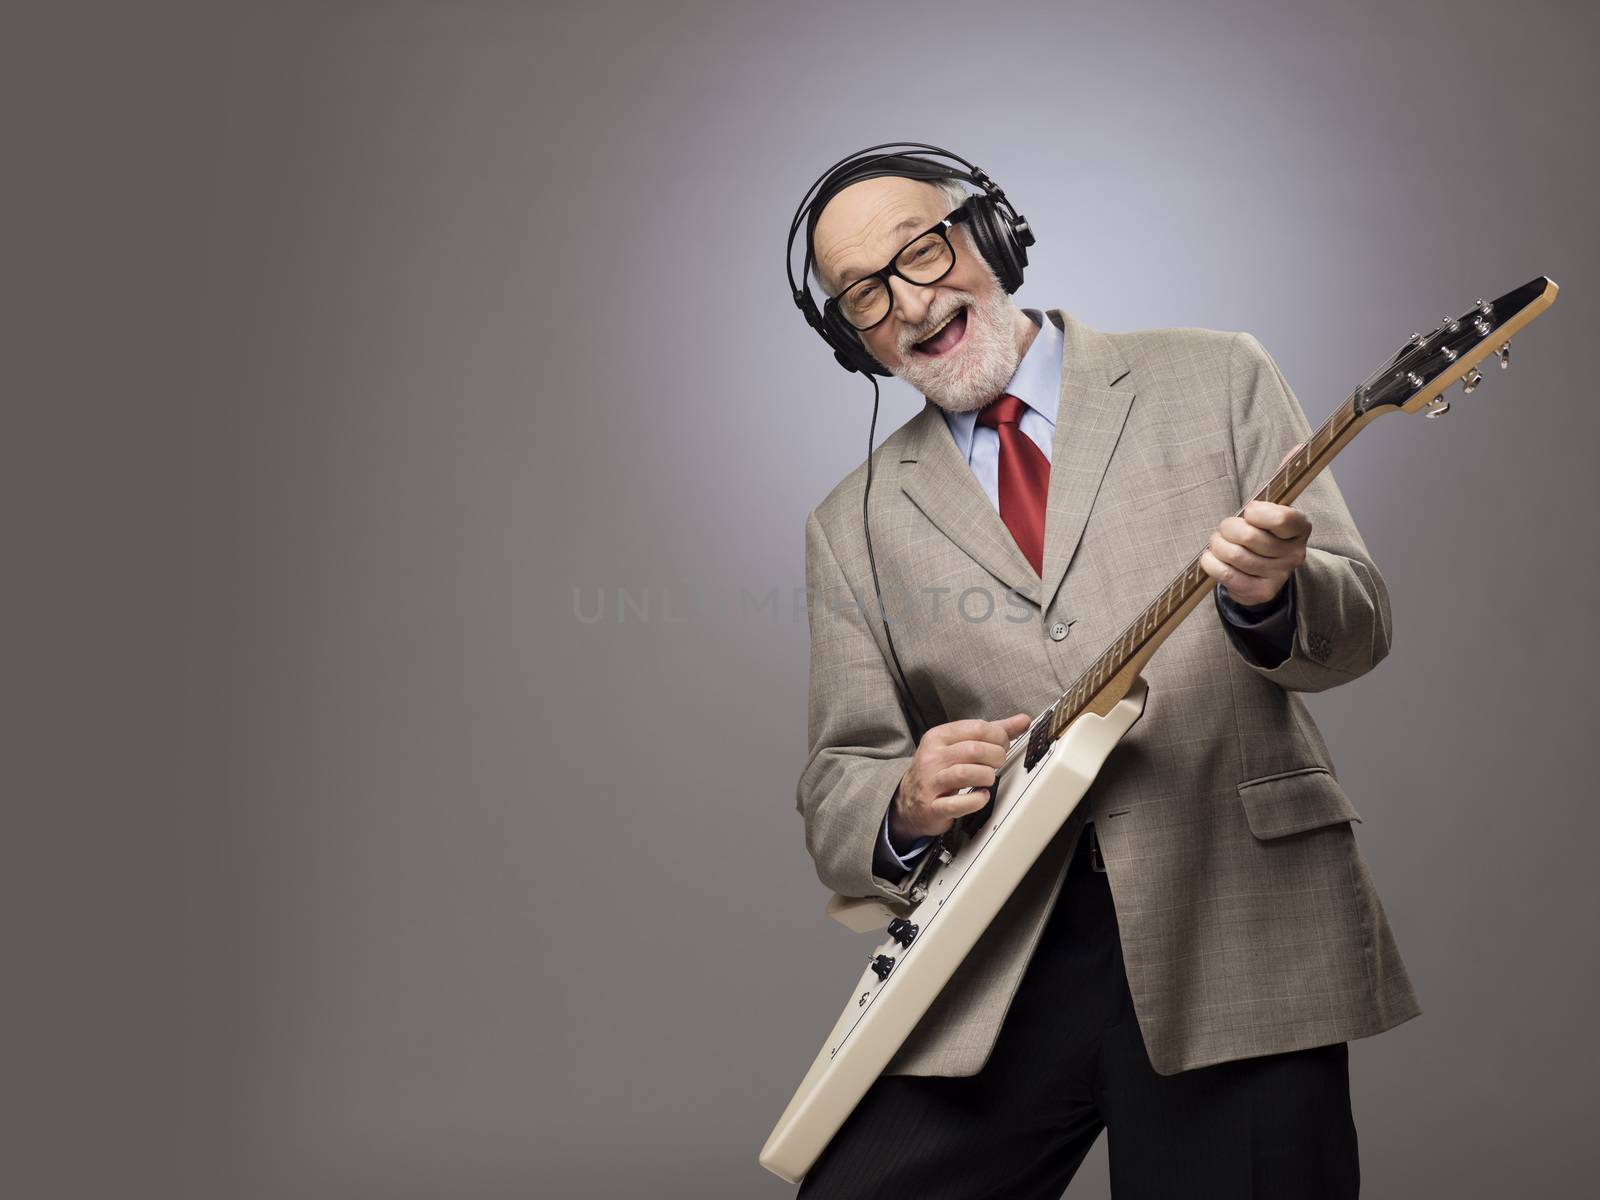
[890, 713, 1033, 843]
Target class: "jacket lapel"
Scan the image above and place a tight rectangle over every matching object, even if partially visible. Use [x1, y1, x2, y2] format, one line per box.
[1037, 309, 1134, 615]
[898, 405, 1041, 604]
[896, 309, 1134, 612]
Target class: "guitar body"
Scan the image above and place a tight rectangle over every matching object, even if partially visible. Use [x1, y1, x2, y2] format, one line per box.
[759, 677, 1149, 1184]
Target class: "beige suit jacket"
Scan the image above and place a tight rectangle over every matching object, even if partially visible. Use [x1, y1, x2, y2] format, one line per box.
[797, 309, 1421, 1077]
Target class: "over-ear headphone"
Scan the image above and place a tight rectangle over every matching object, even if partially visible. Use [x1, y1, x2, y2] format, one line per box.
[786, 141, 1036, 376]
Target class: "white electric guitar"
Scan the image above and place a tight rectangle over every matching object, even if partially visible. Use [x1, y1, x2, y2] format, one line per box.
[760, 276, 1559, 1184]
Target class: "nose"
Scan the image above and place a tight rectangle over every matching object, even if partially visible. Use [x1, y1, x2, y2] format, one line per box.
[886, 274, 936, 330]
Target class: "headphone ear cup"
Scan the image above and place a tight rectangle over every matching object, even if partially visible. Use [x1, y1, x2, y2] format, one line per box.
[963, 195, 1028, 293]
[822, 303, 888, 376]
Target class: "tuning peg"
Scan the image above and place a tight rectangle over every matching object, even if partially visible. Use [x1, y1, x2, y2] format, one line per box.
[1497, 341, 1510, 368]
[1462, 367, 1484, 393]
[1424, 399, 1452, 418]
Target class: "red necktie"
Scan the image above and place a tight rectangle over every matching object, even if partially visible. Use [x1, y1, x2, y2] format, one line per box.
[976, 393, 1049, 575]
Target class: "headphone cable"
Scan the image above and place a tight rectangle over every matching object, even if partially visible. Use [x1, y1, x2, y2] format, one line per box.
[861, 372, 932, 739]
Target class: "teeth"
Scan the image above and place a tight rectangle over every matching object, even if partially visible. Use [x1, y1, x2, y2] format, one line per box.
[916, 308, 962, 348]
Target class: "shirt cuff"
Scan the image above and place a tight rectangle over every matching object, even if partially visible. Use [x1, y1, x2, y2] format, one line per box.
[1216, 574, 1293, 624]
[874, 806, 934, 879]
[1214, 574, 1297, 664]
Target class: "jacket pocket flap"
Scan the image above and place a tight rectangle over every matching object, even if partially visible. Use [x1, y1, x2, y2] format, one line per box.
[1237, 766, 1362, 839]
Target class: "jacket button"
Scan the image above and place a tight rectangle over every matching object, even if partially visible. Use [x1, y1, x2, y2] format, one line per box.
[1049, 621, 1070, 642]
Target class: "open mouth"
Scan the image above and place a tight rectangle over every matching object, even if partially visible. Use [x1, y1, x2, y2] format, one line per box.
[912, 306, 969, 357]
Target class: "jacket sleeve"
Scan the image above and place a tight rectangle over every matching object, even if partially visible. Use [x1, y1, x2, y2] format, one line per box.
[1223, 331, 1394, 692]
[795, 507, 923, 902]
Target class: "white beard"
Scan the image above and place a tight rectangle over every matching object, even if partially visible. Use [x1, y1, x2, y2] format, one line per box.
[889, 279, 1025, 414]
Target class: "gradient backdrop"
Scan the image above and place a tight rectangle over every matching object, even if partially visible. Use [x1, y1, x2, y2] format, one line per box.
[11, 1, 1598, 1197]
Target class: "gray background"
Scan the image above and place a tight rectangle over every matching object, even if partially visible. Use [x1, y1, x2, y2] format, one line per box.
[10, 1, 1597, 1196]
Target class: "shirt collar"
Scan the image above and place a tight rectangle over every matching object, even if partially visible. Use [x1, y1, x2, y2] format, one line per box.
[943, 308, 1063, 464]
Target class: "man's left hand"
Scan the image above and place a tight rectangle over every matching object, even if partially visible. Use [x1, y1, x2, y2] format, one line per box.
[1200, 442, 1312, 607]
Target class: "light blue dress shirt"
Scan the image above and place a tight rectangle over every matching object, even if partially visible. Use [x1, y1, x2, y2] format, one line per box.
[874, 309, 1297, 879]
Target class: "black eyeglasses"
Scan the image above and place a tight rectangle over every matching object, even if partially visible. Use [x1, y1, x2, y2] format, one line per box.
[825, 203, 972, 331]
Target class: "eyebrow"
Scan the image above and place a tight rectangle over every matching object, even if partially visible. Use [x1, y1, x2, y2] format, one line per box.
[833, 216, 929, 288]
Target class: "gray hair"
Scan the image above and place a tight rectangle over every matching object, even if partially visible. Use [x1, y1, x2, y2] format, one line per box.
[809, 175, 970, 300]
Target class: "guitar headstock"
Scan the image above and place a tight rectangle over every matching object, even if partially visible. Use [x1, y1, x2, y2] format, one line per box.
[1356, 276, 1559, 418]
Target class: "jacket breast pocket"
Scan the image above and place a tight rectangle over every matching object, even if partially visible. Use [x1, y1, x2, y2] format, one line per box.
[1237, 766, 1362, 840]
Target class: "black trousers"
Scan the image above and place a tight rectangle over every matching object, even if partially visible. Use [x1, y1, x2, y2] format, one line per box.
[797, 826, 1360, 1199]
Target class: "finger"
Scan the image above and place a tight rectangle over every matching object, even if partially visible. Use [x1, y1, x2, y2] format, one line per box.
[1242, 500, 1313, 540]
[973, 717, 1023, 747]
[1200, 548, 1249, 593]
[979, 720, 1030, 748]
[933, 762, 999, 794]
[1201, 549, 1280, 606]
[927, 718, 1008, 747]
[931, 713, 1031, 749]
[1218, 515, 1297, 557]
[940, 739, 1008, 770]
[934, 787, 990, 818]
[1207, 531, 1275, 578]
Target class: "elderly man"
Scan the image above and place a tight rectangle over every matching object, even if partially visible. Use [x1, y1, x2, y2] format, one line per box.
[788, 151, 1419, 1198]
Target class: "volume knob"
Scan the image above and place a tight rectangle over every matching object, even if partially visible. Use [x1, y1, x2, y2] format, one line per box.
[887, 918, 918, 947]
[869, 954, 896, 981]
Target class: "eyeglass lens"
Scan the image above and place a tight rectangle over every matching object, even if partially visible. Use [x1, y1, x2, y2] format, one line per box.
[838, 232, 954, 329]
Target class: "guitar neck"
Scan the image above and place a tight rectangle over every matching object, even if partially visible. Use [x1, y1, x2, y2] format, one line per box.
[1021, 390, 1383, 771]
[1012, 274, 1556, 773]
